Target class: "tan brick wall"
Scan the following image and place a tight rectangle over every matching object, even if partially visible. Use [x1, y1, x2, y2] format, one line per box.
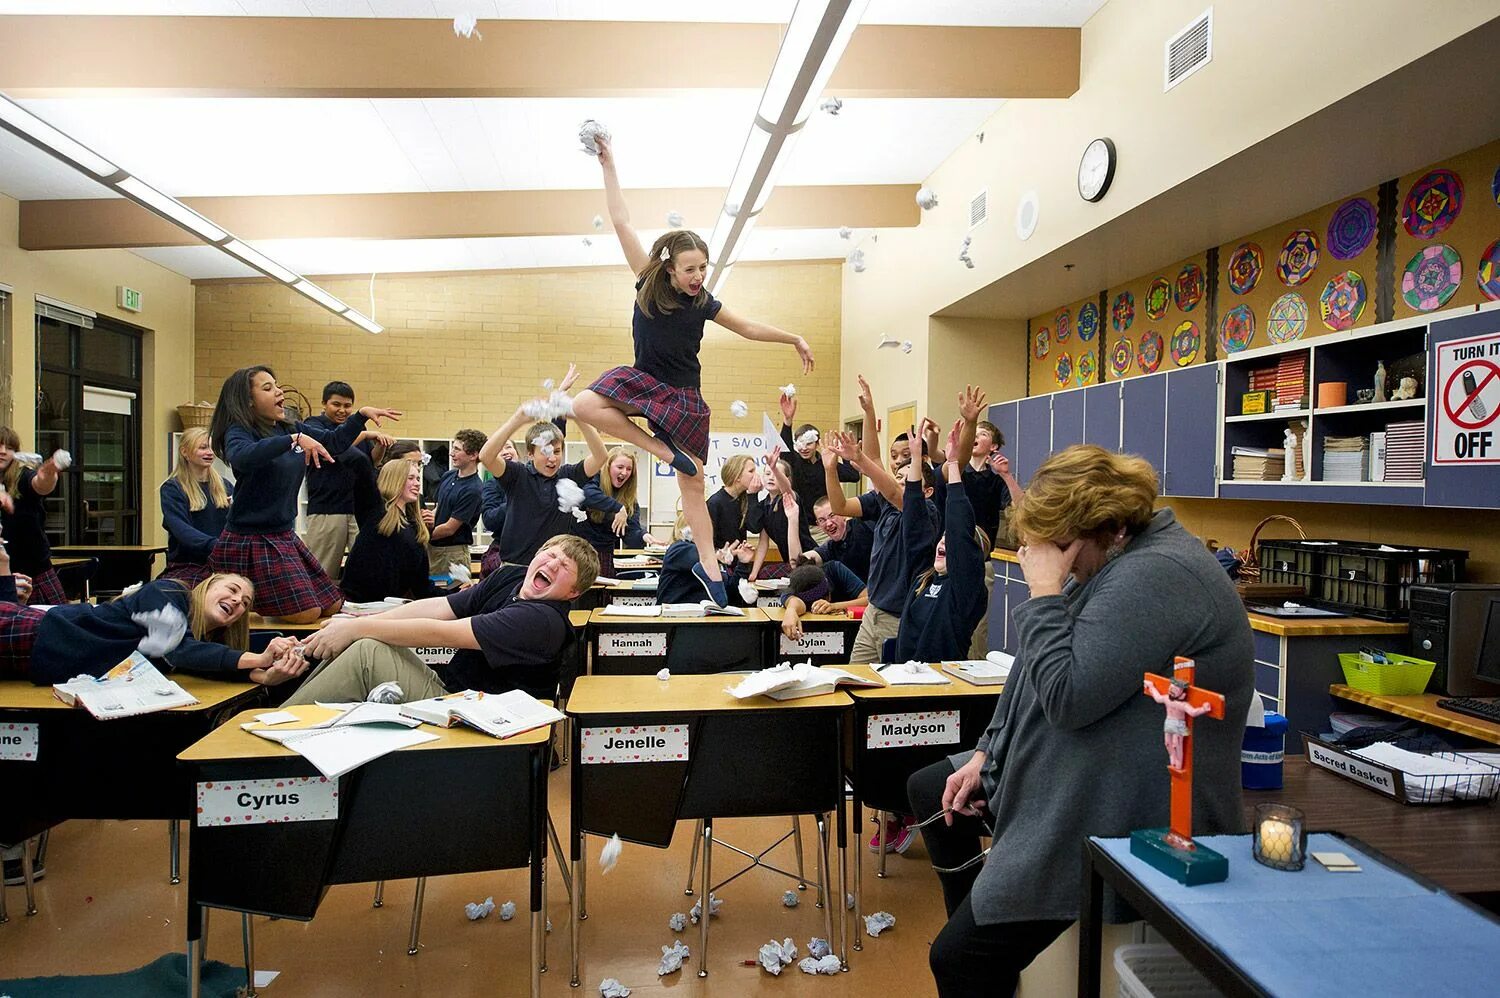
[194, 261, 842, 441]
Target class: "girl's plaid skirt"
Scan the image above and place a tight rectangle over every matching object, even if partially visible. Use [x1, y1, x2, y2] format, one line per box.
[0, 600, 45, 679]
[157, 561, 213, 588]
[25, 566, 66, 606]
[480, 544, 505, 578]
[589, 366, 710, 464]
[210, 529, 341, 617]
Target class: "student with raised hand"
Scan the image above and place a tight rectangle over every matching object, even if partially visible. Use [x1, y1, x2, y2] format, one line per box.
[341, 458, 440, 604]
[287, 535, 599, 704]
[951, 386, 1023, 657]
[207, 365, 401, 625]
[749, 457, 811, 581]
[478, 397, 609, 570]
[158, 427, 235, 588]
[802, 493, 875, 582]
[0, 427, 66, 605]
[423, 428, 487, 579]
[706, 454, 764, 550]
[302, 381, 392, 581]
[777, 561, 868, 644]
[570, 134, 813, 606]
[578, 447, 661, 578]
[778, 391, 858, 528]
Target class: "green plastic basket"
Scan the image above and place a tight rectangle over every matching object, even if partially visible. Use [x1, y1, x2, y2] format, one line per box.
[1338, 653, 1436, 696]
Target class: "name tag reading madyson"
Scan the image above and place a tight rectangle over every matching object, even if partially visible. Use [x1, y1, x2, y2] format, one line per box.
[197, 777, 339, 826]
[580, 724, 689, 764]
[866, 710, 960, 749]
[0, 722, 39, 761]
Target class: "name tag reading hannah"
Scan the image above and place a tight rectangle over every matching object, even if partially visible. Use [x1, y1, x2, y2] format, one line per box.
[598, 632, 667, 657]
[0, 722, 39, 761]
[580, 724, 690, 764]
[196, 776, 339, 826]
[866, 710, 960, 749]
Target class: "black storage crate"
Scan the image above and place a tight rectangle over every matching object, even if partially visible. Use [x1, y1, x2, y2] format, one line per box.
[1255, 539, 1466, 620]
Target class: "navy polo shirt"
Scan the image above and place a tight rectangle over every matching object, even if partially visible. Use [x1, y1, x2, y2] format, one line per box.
[438, 564, 574, 700]
[433, 469, 483, 548]
[495, 459, 591, 565]
[632, 277, 722, 389]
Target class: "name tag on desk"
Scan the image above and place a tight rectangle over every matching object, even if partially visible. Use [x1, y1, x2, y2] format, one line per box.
[779, 630, 845, 656]
[866, 710, 960, 749]
[611, 595, 657, 607]
[580, 724, 689, 764]
[196, 776, 338, 826]
[0, 722, 39, 761]
[757, 595, 784, 609]
[414, 646, 458, 666]
[598, 632, 667, 657]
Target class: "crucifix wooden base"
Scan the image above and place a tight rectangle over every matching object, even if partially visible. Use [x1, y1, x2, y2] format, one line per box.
[1129, 657, 1229, 886]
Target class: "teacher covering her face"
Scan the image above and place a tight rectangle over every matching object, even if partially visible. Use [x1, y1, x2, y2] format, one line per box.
[906, 444, 1254, 998]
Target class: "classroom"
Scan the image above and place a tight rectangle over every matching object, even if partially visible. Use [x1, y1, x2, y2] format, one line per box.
[3, 2, 1500, 996]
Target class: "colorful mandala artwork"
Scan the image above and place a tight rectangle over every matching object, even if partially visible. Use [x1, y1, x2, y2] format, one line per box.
[1319, 270, 1367, 331]
[1054, 353, 1073, 388]
[1218, 304, 1256, 354]
[1077, 301, 1101, 342]
[1110, 337, 1133, 377]
[1401, 243, 1462, 312]
[1077, 351, 1097, 386]
[1480, 239, 1500, 302]
[1112, 291, 1135, 332]
[1145, 277, 1171, 319]
[1277, 229, 1320, 286]
[1266, 293, 1308, 344]
[1055, 309, 1072, 344]
[1326, 197, 1377, 260]
[1170, 320, 1201, 367]
[1174, 263, 1205, 312]
[1402, 168, 1464, 239]
[1034, 326, 1050, 360]
[1227, 243, 1264, 295]
[1137, 330, 1163, 374]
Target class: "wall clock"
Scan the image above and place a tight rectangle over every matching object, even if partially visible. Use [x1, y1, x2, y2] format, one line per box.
[1078, 137, 1117, 203]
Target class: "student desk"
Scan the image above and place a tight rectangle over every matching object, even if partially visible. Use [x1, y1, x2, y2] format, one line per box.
[840, 664, 1002, 948]
[595, 580, 660, 609]
[247, 613, 328, 636]
[565, 675, 851, 983]
[1079, 832, 1500, 997]
[0, 675, 263, 912]
[177, 704, 553, 998]
[53, 544, 166, 593]
[760, 607, 863, 667]
[587, 607, 771, 676]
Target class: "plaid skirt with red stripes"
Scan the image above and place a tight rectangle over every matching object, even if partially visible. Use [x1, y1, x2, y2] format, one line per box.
[209, 529, 342, 617]
[25, 567, 67, 606]
[0, 601, 45, 679]
[589, 366, 711, 463]
[480, 544, 505, 577]
[157, 561, 213, 588]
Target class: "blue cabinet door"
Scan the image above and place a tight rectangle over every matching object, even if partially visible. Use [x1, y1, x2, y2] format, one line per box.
[987, 400, 1019, 464]
[1121, 372, 1167, 479]
[1084, 382, 1122, 450]
[1016, 396, 1052, 486]
[1051, 389, 1085, 453]
[1163, 364, 1220, 497]
[1426, 312, 1500, 508]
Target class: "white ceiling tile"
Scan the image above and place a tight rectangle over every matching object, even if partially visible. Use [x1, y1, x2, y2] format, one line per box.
[780, 97, 1001, 186]
[365, 0, 437, 15]
[419, 99, 507, 189]
[300, 0, 376, 16]
[371, 100, 463, 191]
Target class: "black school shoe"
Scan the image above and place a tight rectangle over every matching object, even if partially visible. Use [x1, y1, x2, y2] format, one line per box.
[3, 857, 45, 885]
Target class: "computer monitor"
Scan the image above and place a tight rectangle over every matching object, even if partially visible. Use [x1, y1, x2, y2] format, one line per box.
[1475, 597, 1500, 689]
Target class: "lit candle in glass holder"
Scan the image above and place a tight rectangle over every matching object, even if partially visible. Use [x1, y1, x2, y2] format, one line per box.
[1253, 802, 1306, 871]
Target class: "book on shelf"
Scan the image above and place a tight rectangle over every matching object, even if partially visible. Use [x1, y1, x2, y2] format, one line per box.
[1370, 431, 1386, 481]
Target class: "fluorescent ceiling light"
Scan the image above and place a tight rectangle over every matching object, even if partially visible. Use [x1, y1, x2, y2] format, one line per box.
[344, 309, 384, 335]
[221, 239, 297, 284]
[116, 176, 227, 243]
[0, 94, 119, 178]
[757, 0, 870, 128]
[291, 279, 349, 314]
[724, 127, 773, 218]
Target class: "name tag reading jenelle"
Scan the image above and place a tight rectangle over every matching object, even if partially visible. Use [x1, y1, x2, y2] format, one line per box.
[0, 722, 39, 761]
[580, 724, 689, 764]
[196, 776, 338, 826]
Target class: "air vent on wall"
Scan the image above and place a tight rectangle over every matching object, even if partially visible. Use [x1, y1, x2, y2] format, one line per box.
[1164, 8, 1212, 92]
[969, 188, 988, 230]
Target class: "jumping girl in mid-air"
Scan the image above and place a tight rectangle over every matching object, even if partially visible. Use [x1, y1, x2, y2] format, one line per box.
[571, 134, 814, 605]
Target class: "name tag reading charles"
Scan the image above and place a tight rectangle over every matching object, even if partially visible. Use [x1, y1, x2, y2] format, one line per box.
[414, 646, 458, 666]
[196, 776, 339, 826]
[0, 722, 39, 761]
[779, 630, 845, 656]
[866, 710, 960, 749]
[598, 632, 668, 657]
[580, 724, 690, 764]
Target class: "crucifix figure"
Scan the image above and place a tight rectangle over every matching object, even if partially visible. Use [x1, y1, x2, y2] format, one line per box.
[1130, 656, 1230, 884]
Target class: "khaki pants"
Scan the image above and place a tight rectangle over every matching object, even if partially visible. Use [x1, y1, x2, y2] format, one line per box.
[283, 638, 450, 706]
[428, 543, 469, 577]
[850, 605, 902, 664]
[968, 559, 997, 659]
[305, 513, 358, 581]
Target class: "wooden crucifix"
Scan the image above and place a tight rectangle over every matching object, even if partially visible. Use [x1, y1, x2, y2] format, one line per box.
[1130, 656, 1230, 885]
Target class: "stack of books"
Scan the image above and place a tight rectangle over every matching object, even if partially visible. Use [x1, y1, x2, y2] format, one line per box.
[1323, 434, 1369, 482]
[1275, 353, 1308, 411]
[1230, 446, 1286, 480]
[1382, 421, 1425, 482]
[1248, 366, 1278, 394]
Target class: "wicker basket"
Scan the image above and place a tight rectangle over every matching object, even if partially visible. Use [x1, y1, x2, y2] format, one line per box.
[1236, 514, 1306, 583]
[176, 403, 214, 429]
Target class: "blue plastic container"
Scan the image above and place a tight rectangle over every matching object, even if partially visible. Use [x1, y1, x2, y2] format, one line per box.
[1241, 711, 1288, 789]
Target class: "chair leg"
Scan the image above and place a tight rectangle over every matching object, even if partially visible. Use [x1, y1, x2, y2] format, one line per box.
[34, 828, 50, 867]
[170, 819, 182, 885]
[20, 839, 38, 917]
[684, 818, 702, 896]
[0, 875, 8, 923]
[407, 878, 427, 955]
[816, 814, 835, 963]
[241, 913, 258, 997]
[201, 907, 211, 962]
[540, 840, 549, 973]
[877, 809, 889, 878]
[547, 816, 573, 902]
[578, 843, 588, 921]
[793, 816, 808, 891]
[697, 819, 712, 979]
[372, 880, 385, 908]
[853, 801, 864, 951]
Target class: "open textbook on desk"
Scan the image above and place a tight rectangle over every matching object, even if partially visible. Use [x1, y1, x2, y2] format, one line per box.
[727, 661, 884, 701]
[53, 653, 198, 718]
[399, 689, 563, 739]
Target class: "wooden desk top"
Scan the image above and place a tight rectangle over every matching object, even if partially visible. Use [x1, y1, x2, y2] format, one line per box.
[1246, 613, 1408, 637]
[0, 675, 260, 713]
[248, 614, 330, 631]
[567, 674, 851, 714]
[178, 703, 551, 762]
[54, 544, 167, 553]
[1329, 684, 1500, 745]
[589, 608, 770, 626]
[616, 548, 667, 557]
[841, 664, 1004, 700]
[990, 548, 1020, 565]
[760, 607, 859, 625]
[569, 609, 591, 628]
[50, 556, 91, 569]
[1247, 757, 1500, 896]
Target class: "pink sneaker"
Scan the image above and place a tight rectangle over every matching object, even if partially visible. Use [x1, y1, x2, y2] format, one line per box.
[867, 815, 918, 854]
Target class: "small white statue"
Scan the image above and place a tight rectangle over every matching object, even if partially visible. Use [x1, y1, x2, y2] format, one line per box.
[1373, 360, 1387, 403]
[1299, 421, 1312, 481]
[1391, 376, 1419, 401]
[1281, 426, 1297, 482]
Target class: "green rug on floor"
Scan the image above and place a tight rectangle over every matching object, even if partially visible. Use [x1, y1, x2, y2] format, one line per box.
[0, 953, 243, 997]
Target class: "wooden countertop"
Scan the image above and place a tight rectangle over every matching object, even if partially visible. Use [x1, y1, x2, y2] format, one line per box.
[50, 556, 91, 569]
[589, 608, 770, 626]
[248, 614, 329, 631]
[178, 703, 551, 762]
[569, 609, 591, 628]
[1329, 684, 1500, 745]
[0, 675, 259, 713]
[567, 674, 850, 714]
[990, 548, 1020, 564]
[841, 663, 1003, 699]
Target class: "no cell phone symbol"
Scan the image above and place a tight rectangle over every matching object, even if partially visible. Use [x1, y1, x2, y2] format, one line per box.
[1463, 369, 1489, 422]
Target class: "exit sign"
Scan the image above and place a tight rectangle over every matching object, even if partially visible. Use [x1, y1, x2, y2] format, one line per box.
[117, 286, 142, 312]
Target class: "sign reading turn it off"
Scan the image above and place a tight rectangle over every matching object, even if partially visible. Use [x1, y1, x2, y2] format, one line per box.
[1434, 331, 1500, 465]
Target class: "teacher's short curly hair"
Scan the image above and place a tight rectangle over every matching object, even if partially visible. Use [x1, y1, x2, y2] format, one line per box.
[1012, 444, 1157, 543]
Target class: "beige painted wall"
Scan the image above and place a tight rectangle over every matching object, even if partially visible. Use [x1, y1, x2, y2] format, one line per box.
[928, 314, 1027, 422]
[0, 193, 196, 550]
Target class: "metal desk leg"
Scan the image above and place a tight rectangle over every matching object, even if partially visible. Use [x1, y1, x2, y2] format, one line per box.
[1078, 843, 1104, 998]
[852, 798, 863, 950]
[241, 913, 258, 997]
[406, 878, 427, 955]
[170, 819, 181, 885]
[793, 816, 807, 890]
[877, 809, 888, 878]
[531, 908, 544, 998]
[837, 812, 850, 968]
[186, 905, 204, 998]
[684, 818, 701, 895]
[372, 881, 385, 907]
[578, 837, 588, 920]
[570, 849, 584, 988]
[540, 830, 549, 973]
[816, 814, 835, 959]
[33, 828, 48, 866]
[0, 878, 7, 923]
[201, 906, 211, 961]
[19, 841, 37, 916]
[697, 819, 713, 978]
